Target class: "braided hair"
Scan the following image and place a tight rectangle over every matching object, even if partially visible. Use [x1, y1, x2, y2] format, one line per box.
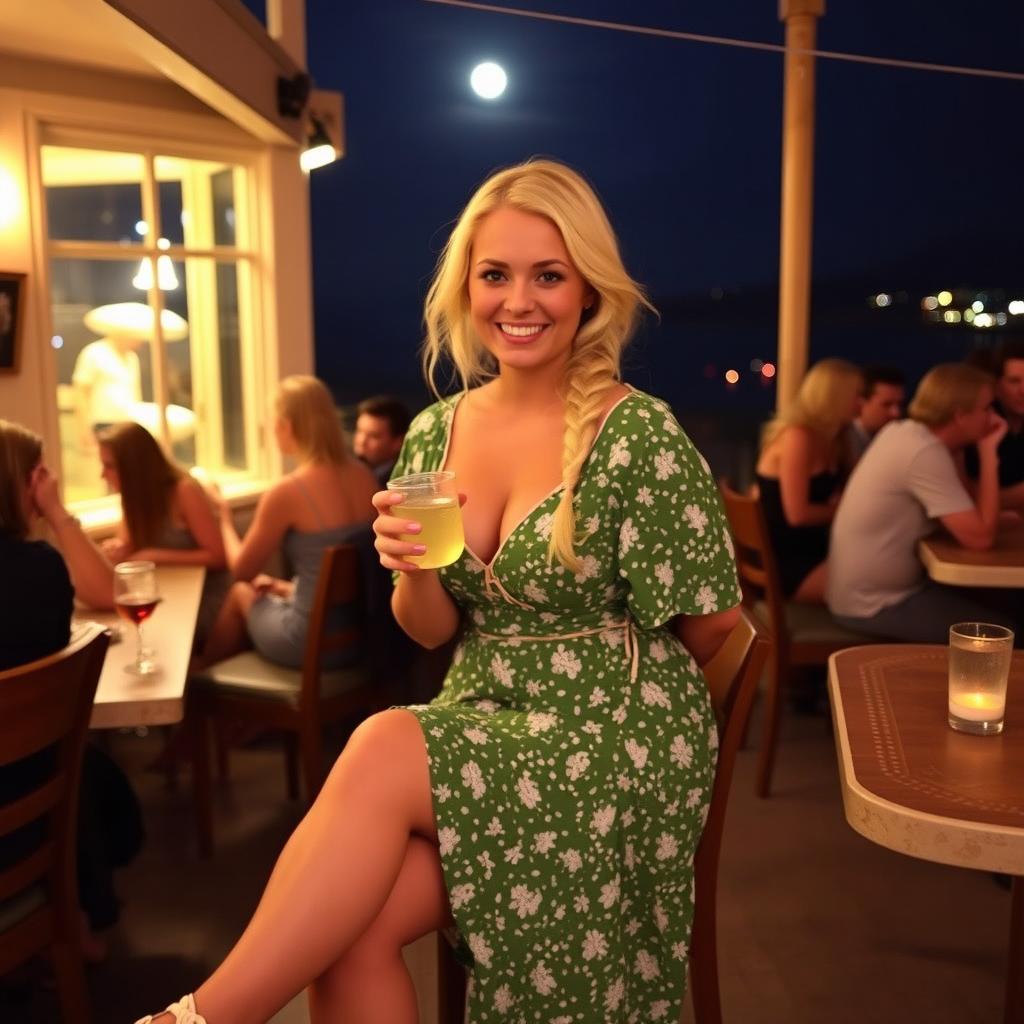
[422, 159, 655, 571]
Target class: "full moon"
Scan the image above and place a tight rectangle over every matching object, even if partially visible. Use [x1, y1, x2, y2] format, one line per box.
[470, 62, 507, 100]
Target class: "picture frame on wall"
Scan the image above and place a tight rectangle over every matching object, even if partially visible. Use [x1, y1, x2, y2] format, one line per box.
[0, 272, 26, 375]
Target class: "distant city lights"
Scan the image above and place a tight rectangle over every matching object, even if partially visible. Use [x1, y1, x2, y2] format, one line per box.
[135, 220, 148, 236]
[750, 358, 763, 372]
[971, 300, 985, 313]
[470, 62, 507, 99]
[922, 296, 939, 311]
[937, 290, 953, 307]
[974, 312, 995, 328]
[725, 369, 740, 385]
[873, 293, 892, 307]
[1010, 300, 1024, 316]
[761, 362, 776, 379]
[943, 310, 962, 323]
[51, 335, 63, 349]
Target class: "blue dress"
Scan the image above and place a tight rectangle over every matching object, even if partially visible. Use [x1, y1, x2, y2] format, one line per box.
[246, 480, 369, 668]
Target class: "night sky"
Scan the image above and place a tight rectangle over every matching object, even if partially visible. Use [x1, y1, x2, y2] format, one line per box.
[249, 0, 1024, 415]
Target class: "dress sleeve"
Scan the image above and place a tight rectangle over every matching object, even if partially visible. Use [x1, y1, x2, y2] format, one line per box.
[615, 404, 742, 630]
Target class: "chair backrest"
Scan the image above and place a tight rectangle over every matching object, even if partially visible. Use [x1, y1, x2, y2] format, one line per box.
[299, 543, 363, 703]
[688, 607, 771, 1023]
[0, 623, 109, 949]
[718, 481, 788, 638]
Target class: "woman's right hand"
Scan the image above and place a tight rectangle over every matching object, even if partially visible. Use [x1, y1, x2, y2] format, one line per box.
[371, 490, 426, 573]
[30, 464, 64, 522]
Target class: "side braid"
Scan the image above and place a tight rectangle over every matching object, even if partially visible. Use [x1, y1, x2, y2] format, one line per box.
[549, 350, 619, 571]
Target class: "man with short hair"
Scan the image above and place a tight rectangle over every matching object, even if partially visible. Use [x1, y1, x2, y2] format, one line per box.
[847, 365, 905, 463]
[827, 363, 1018, 643]
[964, 341, 1024, 510]
[353, 395, 412, 486]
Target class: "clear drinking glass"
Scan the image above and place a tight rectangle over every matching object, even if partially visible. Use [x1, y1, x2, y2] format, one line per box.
[114, 560, 161, 676]
[388, 471, 465, 569]
[948, 622, 1014, 735]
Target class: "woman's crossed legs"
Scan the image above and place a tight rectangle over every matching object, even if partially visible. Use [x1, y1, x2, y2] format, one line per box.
[147, 709, 452, 1024]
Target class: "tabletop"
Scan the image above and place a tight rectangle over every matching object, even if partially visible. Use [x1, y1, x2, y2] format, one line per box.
[76, 565, 205, 729]
[828, 643, 1024, 875]
[919, 519, 1024, 589]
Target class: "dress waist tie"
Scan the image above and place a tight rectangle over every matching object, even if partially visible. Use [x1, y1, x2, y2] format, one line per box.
[475, 619, 640, 684]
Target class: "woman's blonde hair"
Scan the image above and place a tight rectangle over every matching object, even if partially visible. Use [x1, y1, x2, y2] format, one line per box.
[761, 358, 864, 451]
[422, 159, 655, 571]
[98, 422, 183, 551]
[275, 375, 348, 466]
[0, 419, 43, 540]
[908, 363, 993, 427]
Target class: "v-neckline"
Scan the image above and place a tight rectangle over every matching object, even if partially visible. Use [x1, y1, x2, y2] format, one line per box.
[439, 386, 637, 568]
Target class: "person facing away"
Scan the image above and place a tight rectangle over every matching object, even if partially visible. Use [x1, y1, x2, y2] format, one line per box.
[964, 340, 1024, 512]
[353, 394, 412, 486]
[135, 159, 741, 1024]
[755, 357, 864, 603]
[0, 419, 142, 962]
[827, 362, 1020, 643]
[196, 374, 377, 670]
[846, 364, 906, 464]
[95, 421, 228, 641]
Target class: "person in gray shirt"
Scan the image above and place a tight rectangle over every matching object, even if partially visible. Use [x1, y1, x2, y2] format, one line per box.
[828, 363, 1019, 643]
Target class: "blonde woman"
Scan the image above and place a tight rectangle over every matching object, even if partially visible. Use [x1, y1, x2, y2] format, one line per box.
[198, 375, 377, 668]
[755, 357, 864, 602]
[136, 162, 741, 1024]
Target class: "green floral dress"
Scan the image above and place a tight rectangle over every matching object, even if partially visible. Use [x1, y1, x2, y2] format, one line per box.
[391, 388, 741, 1023]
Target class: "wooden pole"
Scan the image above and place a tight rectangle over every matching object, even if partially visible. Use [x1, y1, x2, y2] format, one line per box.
[776, 0, 825, 410]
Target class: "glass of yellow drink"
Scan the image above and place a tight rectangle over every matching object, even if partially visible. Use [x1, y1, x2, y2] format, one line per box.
[388, 470, 465, 569]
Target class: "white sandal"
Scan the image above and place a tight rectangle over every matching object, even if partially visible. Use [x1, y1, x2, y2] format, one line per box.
[134, 993, 207, 1024]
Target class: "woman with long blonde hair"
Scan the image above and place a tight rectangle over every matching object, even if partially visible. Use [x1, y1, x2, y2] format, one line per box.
[755, 357, 864, 602]
[137, 162, 741, 1024]
[198, 374, 376, 668]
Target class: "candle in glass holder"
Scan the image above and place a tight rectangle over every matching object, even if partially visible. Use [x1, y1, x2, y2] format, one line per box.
[948, 623, 1013, 736]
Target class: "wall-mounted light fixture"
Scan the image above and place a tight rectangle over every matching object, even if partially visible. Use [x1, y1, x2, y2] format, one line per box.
[300, 117, 337, 172]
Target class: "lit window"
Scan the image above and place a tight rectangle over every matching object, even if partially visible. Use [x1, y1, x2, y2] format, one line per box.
[42, 142, 259, 508]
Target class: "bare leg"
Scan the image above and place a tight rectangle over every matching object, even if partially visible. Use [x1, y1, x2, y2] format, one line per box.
[792, 560, 827, 604]
[308, 835, 453, 1024]
[196, 581, 258, 668]
[147, 709, 437, 1024]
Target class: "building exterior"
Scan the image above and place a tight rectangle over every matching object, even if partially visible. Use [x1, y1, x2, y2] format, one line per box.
[0, 0, 339, 519]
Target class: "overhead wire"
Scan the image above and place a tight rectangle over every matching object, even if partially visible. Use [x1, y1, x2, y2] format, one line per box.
[423, 0, 1024, 84]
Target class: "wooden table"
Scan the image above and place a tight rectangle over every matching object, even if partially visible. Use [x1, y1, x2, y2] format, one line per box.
[829, 644, 1024, 1023]
[76, 565, 205, 729]
[919, 520, 1024, 588]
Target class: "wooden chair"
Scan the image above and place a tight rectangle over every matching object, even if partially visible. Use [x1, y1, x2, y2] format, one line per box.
[718, 482, 872, 798]
[0, 623, 110, 1024]
[190, 543, 390, 855]
[435, 609, 770, 1024]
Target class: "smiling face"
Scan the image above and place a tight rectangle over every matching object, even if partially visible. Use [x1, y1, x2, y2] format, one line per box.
[467, 207, 591, 376]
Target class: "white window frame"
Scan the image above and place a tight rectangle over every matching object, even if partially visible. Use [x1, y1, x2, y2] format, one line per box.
[34, 124, 270, 522]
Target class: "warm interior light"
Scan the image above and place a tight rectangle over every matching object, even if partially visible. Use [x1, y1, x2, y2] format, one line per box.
[132, 249, 179, 291]
[300, 117, 337, 173]
[0, 166, 21, 232]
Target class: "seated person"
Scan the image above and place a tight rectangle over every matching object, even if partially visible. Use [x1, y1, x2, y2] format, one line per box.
[964, 340, 1024, 511]
[199, 375, 377, 669]
[0, 419, 142, 961]
[353, 394, 412, 486]
[846, 364, 905, 463]
[96, 421, 227, 641]
[755, 358, 863, 603]
[827, 363, 1019, 643]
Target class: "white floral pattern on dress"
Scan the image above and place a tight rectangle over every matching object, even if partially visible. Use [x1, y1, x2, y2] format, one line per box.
[389, 390, 741, 1022]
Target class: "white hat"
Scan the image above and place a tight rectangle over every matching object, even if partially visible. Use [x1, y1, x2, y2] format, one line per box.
[83, 302, 188, 341]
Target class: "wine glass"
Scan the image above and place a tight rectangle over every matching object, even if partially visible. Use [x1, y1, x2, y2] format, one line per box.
[114, 561, 161, 676]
